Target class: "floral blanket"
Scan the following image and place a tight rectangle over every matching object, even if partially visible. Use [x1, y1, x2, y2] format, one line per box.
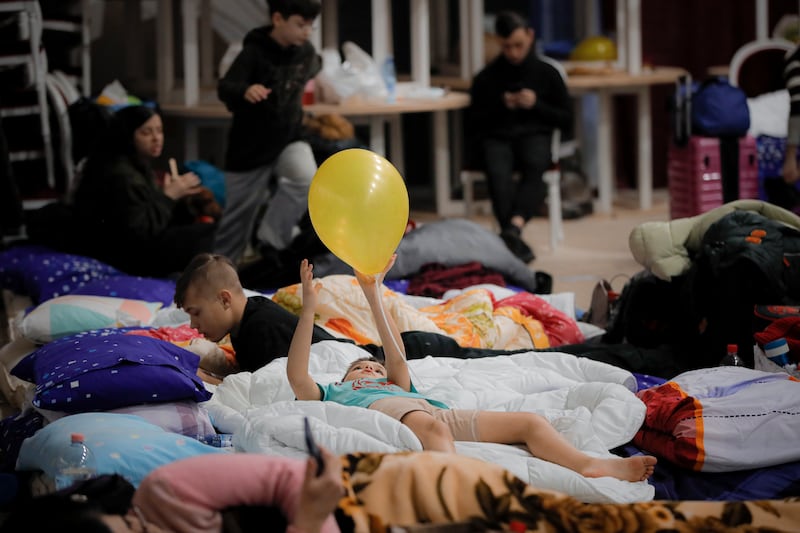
[272, 275, 583, 350]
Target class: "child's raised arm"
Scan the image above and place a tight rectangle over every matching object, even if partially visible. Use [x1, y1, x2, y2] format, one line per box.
[354, 255, 410, 391]
[287, 259, 322, 400]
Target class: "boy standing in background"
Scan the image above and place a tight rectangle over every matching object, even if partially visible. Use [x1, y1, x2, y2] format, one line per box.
[214, 0, 322, 264]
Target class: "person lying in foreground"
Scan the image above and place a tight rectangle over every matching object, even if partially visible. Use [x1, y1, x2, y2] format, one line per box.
[286, 256, 657, 483]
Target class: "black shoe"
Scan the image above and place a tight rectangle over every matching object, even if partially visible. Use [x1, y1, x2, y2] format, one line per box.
[534, 271, 553, 294]
[500, 228, 535, 263]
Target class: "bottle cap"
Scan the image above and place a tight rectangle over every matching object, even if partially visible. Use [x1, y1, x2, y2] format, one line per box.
[70, 433, 85, 443]
[726, 344, 738, 353]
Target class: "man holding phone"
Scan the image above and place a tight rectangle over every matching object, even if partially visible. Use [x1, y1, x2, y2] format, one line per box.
[467, 10, 572, 263]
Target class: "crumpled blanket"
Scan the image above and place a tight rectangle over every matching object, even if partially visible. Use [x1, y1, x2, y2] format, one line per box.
[634, 366, 800, 472]
[272, 275, 580, 349]
[406, 261, 506, 298]
[337, 451, 800, 532]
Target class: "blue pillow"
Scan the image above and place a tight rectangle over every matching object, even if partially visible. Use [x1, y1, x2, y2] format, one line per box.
[0, 245, 119, 304]
[16, 412, 225, 487]
[12, 328, 211, 412]
[68, 275, 176, 307]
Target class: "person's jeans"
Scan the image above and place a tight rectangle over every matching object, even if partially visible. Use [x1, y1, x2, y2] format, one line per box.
[482, 133, 551, 230]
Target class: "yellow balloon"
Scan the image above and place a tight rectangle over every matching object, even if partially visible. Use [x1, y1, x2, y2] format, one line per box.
[308, 148, 409, 275]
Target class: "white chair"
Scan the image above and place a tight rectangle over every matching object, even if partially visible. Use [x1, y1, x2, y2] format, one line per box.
[728, 38, 794, 94]
[460, 54, 571, 251]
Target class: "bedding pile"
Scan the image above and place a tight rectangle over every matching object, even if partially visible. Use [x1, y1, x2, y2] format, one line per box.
[203, 340, 654, 504]
[634, 366, 800, 472]
[273, 275, 583, 350]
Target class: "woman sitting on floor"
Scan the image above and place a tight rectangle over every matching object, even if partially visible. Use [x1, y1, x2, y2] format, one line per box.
[71, 105, 217, 277]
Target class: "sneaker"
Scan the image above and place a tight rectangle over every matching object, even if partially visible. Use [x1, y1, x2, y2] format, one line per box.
[500, 228, 535, 263]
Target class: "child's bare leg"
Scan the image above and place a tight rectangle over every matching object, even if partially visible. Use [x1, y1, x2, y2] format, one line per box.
[401, 411, 457, 452]
[476, 411, 657, 482]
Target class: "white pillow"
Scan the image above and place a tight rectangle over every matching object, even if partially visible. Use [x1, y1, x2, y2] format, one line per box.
[747, 89, 790, 138]
[17, 295, 162, 344]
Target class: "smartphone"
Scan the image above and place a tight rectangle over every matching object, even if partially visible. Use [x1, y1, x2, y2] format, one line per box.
[303, 416, 324, 476]
[507, 81, 524, 93]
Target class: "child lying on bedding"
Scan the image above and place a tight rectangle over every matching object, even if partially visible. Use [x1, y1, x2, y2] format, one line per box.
[287, 256, 657, 483]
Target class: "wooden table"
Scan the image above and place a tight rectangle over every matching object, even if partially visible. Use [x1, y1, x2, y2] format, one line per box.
[434, 66, 686, 213]
[161, 91, 471, 217]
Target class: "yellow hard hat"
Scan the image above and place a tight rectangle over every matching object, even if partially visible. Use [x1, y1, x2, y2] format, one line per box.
[569, 36, 618, 61]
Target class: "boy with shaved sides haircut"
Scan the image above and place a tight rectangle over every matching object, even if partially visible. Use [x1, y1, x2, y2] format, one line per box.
[175, 253, 339, 373]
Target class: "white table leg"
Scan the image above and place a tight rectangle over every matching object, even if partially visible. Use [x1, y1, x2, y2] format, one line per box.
[433, 109, 460, 216]
[371, 0, 390, 65]
[388, 115, 404, 178]
[410, 0, 430, 88]
[596, 91, 613, 214]
[369, 116, 385, 156]
[181, 0, 199, 106]
[636, 86, 652, 209]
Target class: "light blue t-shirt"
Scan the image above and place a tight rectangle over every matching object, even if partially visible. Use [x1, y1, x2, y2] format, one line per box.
[317, 378, 449, 410]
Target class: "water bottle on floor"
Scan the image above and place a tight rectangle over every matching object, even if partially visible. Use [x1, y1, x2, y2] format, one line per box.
[719, 343, 744, 367]
[54, 433, 97, 490]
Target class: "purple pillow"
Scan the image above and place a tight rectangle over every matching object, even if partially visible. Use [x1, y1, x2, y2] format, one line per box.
[0, 245, 119, 304]
[11, 327, 141, 383]
[16, 329, 210, 413]
[69, 275, 176, 306]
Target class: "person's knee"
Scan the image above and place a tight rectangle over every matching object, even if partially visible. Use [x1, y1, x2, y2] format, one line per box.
[404, 413, 453, 445]
[519, 412, 550, 436]
[274, 141, 317, 184]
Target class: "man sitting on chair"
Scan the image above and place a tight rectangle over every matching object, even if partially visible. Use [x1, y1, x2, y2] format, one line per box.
[467, 10, 572, 262]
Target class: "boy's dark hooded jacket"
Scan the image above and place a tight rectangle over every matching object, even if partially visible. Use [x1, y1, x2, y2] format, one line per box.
[218, 26, 321, 171]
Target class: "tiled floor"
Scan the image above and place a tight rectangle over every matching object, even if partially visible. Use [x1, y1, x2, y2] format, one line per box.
[410, 188, 670, 313]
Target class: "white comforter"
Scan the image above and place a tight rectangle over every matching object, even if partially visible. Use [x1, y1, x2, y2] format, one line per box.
[203, 341, 654, 503]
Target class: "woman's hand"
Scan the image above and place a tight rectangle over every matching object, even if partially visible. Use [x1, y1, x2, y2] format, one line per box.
[163, 171, 203, 200]
[293, 446, 343, 533]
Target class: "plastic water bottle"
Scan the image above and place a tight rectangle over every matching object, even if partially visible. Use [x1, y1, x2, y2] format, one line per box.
[54, 433, 97, 490]
[719, 343, 744, 367]
[382, 56, 397, 104]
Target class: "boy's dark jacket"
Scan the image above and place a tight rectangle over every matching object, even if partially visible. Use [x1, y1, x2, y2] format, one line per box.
[218, 26, 321, 172]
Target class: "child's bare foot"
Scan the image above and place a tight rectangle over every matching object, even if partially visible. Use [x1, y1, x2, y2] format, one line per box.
[581, 455, 657, 482]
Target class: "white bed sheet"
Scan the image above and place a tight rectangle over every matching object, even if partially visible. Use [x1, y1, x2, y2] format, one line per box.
[203, 340, 654, 504]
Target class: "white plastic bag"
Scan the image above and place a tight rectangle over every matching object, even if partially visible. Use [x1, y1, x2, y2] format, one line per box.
[316, 41, 388, 104]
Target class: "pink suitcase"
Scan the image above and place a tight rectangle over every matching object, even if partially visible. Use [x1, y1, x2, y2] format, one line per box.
[668, 136, 723, 219]
[668, 135, 759, 219]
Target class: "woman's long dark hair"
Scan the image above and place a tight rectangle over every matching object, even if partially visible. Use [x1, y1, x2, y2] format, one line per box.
[88, 105, 159, 176]
[74, 105, 161, 212]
